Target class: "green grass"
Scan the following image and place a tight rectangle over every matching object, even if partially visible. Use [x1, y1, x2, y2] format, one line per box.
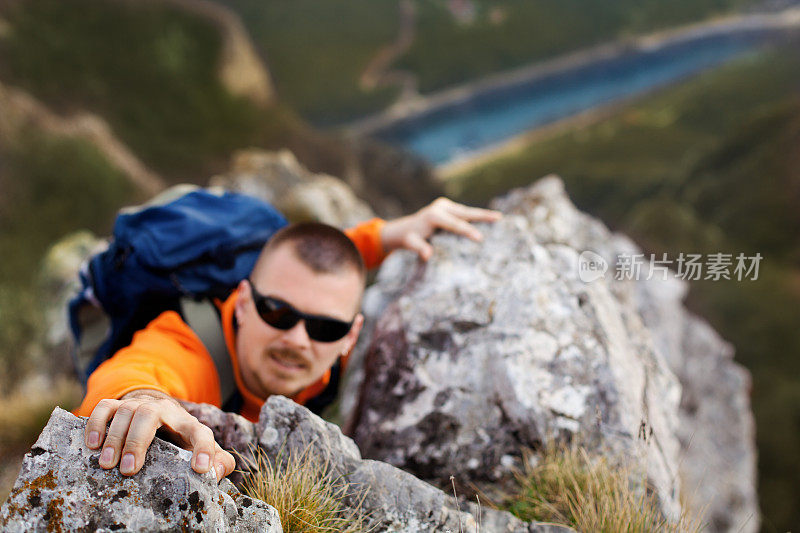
[450, 48, 800, 213]
[219, 0, 401, 125]
[448, 46, 800, 532]
[501, 446, 703, 532]
[397, 0, 756, 94]
[0, 129, 139, 382]
[0, 0, 298, 179]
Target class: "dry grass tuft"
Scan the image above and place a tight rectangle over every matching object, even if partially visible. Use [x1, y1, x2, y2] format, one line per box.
[502, 445, 705, 532]
[238, 445, 371, 533]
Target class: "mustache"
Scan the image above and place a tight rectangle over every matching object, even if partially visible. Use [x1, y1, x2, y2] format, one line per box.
[268, 347, 308, 366]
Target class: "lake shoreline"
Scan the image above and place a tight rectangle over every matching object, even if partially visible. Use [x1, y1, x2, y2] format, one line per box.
[344, 6, 800, 171]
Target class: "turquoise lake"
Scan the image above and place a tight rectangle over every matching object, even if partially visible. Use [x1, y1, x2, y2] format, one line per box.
[375, 32, 774, 166]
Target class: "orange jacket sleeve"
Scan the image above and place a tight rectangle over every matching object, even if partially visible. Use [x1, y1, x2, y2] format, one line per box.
[73, 311, 222, 417]
[345, 218, 387, 270]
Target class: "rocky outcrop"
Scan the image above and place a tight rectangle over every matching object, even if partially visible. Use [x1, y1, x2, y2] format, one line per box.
[0, 408, 282, 532]
[19, 169, 756, 530]
[634, 276, 759, 532]
[185, 396, 569, 532]
[1, 400, 570, 532]
[343, 175, 758, 530]
[210, 149, 376, 228]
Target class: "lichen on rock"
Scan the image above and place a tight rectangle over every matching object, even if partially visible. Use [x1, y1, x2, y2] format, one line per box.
[342, 175, 758, 531]
[0, 407, 281, 532]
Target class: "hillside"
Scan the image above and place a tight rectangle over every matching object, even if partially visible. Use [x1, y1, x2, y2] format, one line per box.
[0, 0, 298, 180]
[218, 0, 402, 125]
[0, 0, 442, 386]
[399, 0, 760, 93]
[0, 0, 439, 197]
[447, 46, 800, 531]
[0, 122, 138, 383]
[216, 0, 759, 124]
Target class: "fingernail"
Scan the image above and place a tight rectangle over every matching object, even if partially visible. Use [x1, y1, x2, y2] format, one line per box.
[87, 431, 100, 448]
[120, 453, 135, 474]
[196, 452, 210, 470]
[216, 463, 225, 480]
[100, 447, 114, 465]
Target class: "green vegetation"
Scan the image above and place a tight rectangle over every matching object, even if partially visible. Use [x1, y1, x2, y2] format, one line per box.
[401, 0, 757, 93]
[502, 446, 702, 531]
[239, 446, 370, 532]
[0, 130, 139, 382]
[0, 0, 298, 179]
[220, 0, 401, 125]
[204, 0, 758, 123]
[449, 46, 800, 532]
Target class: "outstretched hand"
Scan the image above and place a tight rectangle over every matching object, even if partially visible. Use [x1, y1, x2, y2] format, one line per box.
[84, 389, 236, 481]
[381, 197, 502, 261]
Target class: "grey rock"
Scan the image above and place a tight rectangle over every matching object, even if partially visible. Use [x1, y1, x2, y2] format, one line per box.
[255, 396, 521, 532]
[181, 401, 259, 487]
[40, 231, 108, 349]
[32, 231, 109, 383]
[210, 149, 376, 228]
[345, 176, 683, 518]
[528, 525, 576, 533]
[256, 395, 363, 473]
[0, 407, 282, 532]
[634, 279, 759, 532]
[344, 175, 758, 530]
[1, 399, 565, 532]
[496, 176, 759, 531]
[195, 396, 567, 532]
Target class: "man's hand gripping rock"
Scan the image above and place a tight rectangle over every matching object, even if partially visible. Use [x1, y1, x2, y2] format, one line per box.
[381, 197, 502, 261]
[84, 389, 236, 481]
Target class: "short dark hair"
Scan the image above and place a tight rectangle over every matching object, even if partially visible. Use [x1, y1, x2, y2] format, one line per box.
[251, 222, 366, 283]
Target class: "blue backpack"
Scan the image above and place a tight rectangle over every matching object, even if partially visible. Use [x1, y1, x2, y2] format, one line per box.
[68, 186, 288, 393]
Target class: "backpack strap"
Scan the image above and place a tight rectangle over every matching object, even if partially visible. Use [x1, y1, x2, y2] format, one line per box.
[180, 297, 237, 408]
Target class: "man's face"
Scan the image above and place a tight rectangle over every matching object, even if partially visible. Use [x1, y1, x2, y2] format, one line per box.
[234, 243, 364, 400]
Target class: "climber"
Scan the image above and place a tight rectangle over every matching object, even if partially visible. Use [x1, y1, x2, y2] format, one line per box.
[76, 197, 501, 482]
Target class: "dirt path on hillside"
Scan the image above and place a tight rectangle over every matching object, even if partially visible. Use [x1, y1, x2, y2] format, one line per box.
[0, 0, 283, 196]
[359, 0, 419, 103]
[0, 80, 166, 196]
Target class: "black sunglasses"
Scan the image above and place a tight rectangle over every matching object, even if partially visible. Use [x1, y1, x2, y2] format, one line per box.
[248, 280, 354, 343]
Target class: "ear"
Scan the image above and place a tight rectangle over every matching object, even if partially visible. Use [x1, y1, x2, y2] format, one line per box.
[234, 279, 250, 325]
[341, 313, 364, 355]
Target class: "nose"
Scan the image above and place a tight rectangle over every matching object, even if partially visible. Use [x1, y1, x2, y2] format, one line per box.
[280, 318, 312, 348]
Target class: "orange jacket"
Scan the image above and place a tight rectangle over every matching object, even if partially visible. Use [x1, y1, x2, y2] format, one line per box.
[74, 218, 386, 422]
